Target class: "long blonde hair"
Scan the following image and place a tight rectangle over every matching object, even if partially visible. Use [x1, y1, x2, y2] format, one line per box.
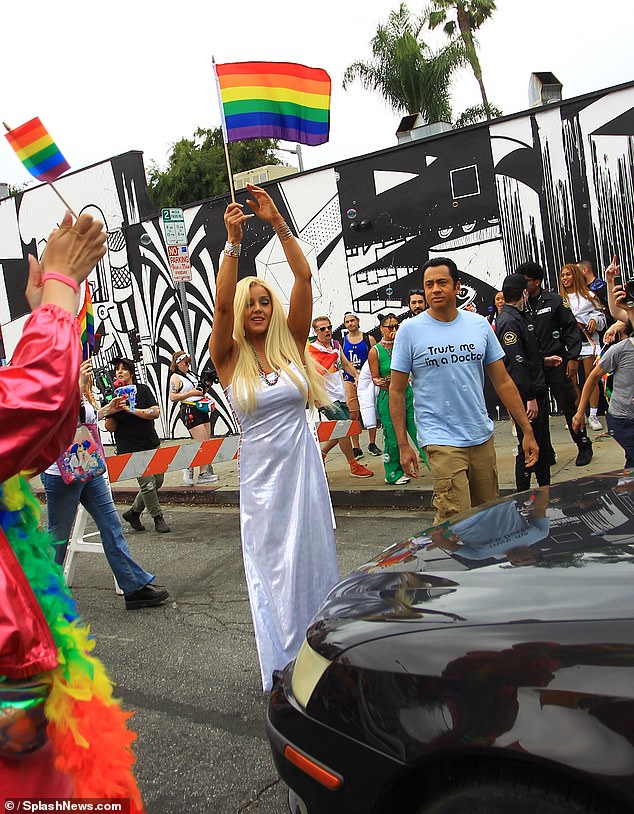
[231, 276, 330, 414]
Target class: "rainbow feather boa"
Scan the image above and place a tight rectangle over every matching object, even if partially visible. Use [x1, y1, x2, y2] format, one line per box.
[0, 475, 144, 811]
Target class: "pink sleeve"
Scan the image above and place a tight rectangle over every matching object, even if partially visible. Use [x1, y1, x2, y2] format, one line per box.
[0, 304, 81, 481]
[0, 530, 57, 678]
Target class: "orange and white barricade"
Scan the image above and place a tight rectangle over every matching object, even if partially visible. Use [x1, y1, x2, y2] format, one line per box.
[63, 420, 360, 586]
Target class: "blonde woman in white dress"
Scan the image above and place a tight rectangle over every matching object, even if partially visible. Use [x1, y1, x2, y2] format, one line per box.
[209, 185, 338, 693]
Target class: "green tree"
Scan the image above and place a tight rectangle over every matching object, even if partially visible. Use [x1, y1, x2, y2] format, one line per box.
[147, 127, 282, 211]
[343, 3, 465, 123]
[427, 0, 497, 120]
[4, 183, 28, 197]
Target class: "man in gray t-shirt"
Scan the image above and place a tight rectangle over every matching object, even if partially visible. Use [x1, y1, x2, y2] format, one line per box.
[574, 337, 634, 468]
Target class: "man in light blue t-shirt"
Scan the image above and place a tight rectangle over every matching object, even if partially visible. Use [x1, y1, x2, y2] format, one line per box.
[390, 257, 538, 522]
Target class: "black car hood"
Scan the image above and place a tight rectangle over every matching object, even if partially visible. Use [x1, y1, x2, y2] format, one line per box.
[308, 473, 634, 658]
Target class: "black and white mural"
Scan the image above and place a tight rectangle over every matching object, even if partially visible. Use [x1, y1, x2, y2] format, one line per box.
[2, 80, 633, 438]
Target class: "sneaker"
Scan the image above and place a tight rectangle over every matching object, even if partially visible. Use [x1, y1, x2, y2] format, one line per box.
[386, 475, 410, 485]
[198, 472, 220, 483]
[122, 508, 145, 532]
[588, 415, 603, 431]
[349, 460, 374, 478]
[353, 447, 365, 459]
[368, 443, 382, 457]
[182, 468, 194, 486]
[575, 442, 593, 467]
[125, 584, 170, 610]
[153, 514, 171, 533]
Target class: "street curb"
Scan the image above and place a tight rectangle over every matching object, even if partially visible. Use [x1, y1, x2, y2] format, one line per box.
[33, 485, 516, 511]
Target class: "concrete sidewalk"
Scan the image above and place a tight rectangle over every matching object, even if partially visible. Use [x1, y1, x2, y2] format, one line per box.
[61, 416, 624, 510]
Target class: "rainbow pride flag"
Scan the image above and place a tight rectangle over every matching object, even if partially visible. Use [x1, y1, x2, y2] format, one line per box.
[4, 117, 70, 182]
[78, 280, 94, 360]
[214, 61, 331, 146]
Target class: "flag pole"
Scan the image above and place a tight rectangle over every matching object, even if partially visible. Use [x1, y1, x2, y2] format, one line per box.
[222, 140, 236, 204]
[48, 182, 79, 218]
[212, 57, 236, 203]
[3, 121, 78, 217]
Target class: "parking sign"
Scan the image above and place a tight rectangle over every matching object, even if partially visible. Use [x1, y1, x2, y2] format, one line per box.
[161, 207, 192, 282]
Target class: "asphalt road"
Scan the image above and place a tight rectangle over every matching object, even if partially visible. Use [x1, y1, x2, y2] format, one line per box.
[55, 503, 434, 814]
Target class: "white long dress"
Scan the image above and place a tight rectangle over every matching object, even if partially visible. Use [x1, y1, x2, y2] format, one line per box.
[227, 365, 339, 692]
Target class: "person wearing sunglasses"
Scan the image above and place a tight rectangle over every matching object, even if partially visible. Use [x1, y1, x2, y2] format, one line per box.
[308, 317, 374, 478]
[341, 312, 382, 458]
[368, 314, 427, 485]
[169, 349, 219, 486]
[209, 185, 340, 693]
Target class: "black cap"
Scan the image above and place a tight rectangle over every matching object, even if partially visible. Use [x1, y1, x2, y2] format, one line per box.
[502, 273, 528, 300]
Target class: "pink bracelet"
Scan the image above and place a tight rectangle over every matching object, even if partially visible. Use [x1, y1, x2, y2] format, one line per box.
[41, 272, 79, 293]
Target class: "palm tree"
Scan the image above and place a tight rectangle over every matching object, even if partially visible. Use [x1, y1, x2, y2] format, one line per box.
[454, 102, 501, 129]
[427, 0, 496, 120]
[343, 3, 465, 124]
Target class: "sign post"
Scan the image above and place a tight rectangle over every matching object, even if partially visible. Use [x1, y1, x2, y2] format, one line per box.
[161, 208, 196, 371]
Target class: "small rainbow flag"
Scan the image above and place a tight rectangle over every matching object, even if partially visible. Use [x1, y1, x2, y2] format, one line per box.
[78, 280, 95, 360]
[4, 117, 70, 182]
[214, 61, 331, 146]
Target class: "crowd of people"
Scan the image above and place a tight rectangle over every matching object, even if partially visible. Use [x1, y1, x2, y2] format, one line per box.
[2, 187, 629, 801]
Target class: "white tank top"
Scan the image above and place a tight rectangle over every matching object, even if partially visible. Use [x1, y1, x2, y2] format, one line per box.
[170, 371, 201, 401]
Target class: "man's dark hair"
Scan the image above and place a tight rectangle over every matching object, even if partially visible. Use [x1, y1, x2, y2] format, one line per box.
[422, 257, 459, 285]
[515, 261, 544, 281]
[408, 288, 425, 298]
[578, 259, 594, 274]
[502, 273, 527, 302]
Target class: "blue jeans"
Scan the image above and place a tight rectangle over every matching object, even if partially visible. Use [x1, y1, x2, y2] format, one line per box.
[607, 413, 634, 469]
[41, 472, 155, 595]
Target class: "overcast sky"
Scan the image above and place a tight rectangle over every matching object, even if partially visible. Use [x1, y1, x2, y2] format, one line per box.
[1, 0, 632, 188]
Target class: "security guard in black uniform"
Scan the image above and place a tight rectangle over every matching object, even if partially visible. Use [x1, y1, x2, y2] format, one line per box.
[496, 274, 553, 490]
[516, 261, 593, 467]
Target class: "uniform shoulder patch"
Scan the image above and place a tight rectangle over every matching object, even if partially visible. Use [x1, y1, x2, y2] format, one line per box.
[502, 331, 518, 345]
[562, 300, 570, 309]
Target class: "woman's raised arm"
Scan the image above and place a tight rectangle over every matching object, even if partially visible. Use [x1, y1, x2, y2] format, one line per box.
[209, 202, 252, 387]
[244, 184, 312, 350]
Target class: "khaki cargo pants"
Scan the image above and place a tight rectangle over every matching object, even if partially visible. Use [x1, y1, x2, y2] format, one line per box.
[426, 436, 499, 524]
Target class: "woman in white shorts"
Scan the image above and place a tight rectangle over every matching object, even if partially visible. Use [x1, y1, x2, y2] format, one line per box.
[559, 263, 606, 431]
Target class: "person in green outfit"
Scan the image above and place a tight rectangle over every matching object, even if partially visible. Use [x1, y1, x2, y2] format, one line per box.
[368, 313, 428, 485]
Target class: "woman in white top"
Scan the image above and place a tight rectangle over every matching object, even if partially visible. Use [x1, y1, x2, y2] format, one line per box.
[169, 349, 218, 485]
[559, 263, 606, 430]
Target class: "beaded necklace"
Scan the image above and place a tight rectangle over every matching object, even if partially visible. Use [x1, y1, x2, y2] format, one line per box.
[250, 344, 281, 386]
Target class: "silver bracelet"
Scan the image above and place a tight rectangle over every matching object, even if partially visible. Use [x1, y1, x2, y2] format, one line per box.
[273, 221, 293, 241]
